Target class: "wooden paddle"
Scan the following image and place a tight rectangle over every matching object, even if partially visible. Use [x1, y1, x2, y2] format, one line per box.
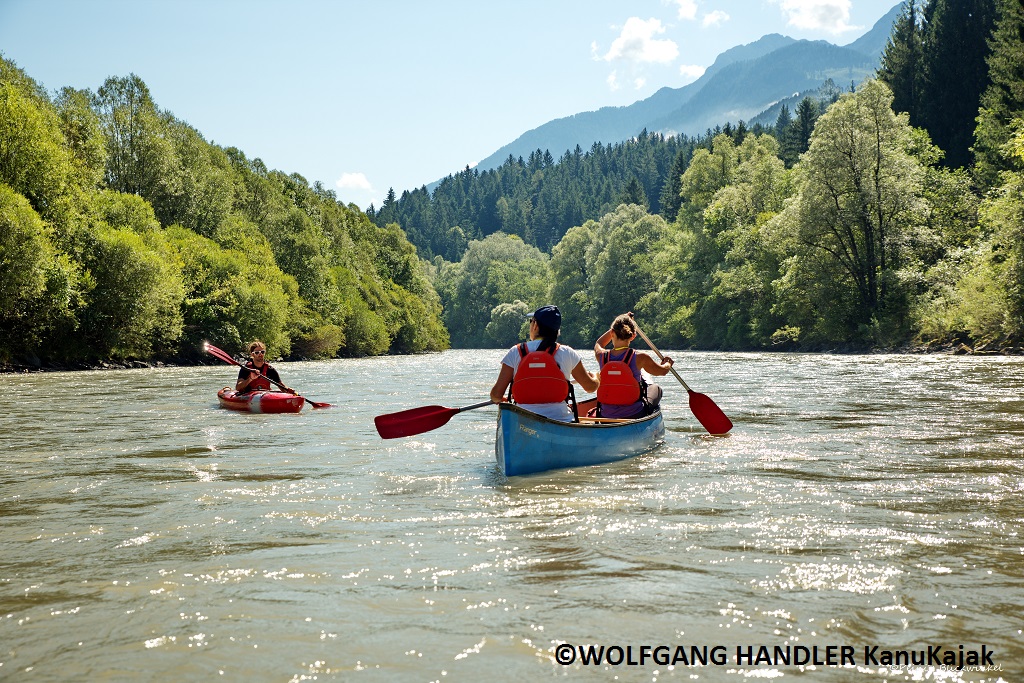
[375, 401, 494, 439]
[628, 316, 733, 435]
[203, 342, 333, 409]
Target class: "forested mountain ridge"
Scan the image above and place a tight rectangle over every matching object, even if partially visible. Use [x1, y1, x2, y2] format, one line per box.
[468, 4, 901, 179]
[0, 58, 448, 367]
[394, 0, 1024, 355]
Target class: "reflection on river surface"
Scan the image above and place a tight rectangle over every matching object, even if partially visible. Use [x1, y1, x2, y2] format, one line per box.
[1, 350, 1022, 681]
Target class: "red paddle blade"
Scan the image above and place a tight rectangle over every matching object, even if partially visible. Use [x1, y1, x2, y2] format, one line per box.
[307, 399, 333, 409]
[375, 405, 459, 439]
[688, 391, 733, 435]
[204, 342, 239, 366]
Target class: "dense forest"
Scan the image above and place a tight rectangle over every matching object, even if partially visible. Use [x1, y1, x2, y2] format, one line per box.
[374, 0, 1024, 353]
[0, 59, 448, 367]
[3, 0, 1022, 366]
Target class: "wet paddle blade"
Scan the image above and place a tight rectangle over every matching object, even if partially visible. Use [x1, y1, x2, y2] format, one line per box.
[204, 342, 240, 367]
[307, 399, 333, 409]
[375, 405, 459, 439]
[688, 391, 733, 435]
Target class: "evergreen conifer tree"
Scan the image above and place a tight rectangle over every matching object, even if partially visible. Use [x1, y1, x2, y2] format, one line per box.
[659, 148, 690, 221]
[878, 0, 924, 124]
[788, 97, 819, 160]
[919, 0, 998, 168]
[974, 0, 1024, 186]
[620, 176, 649, 211]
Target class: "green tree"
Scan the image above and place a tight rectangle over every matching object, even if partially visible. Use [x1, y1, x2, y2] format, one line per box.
[548, 224, 596, 346]
[0, 82, 72, 217]
[919, 0, 998, 169]
[677, 134, 738, 225]
[974, 119, 1024, 340]
[783, 79, 930, 343]
[787, 97, 818, 161]
[658, 148, 690, 220]
[878, 0, 924, 124]
[620, 176, 649, 210]
[54, 86, 107, 189]
[152, 118, 234, 236]
[438, 233, 549, 347]
[0, 183, 82, 360]
[693, 134, 794, 347]
[974, 0, 1024, 186]
[586, 204, 670, 331]
[485, 300, 531, 347]
[76, 223, 184, 359]
[93, 74, 175, 201]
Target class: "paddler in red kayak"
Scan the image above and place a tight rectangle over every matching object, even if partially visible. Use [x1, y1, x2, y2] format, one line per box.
[235, 340, 294, 394]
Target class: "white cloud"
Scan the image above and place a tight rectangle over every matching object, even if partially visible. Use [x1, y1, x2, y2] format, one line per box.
[607, 70, 621, 91]
[599, 17, 679, 64]
[336, 172, 373, 191]
[679, 64, 707, 82]
[673, 0, 698, 21]
[702, 10, 730, 28]
[775, 0, 856, 34]
[634, 77, 646, 90]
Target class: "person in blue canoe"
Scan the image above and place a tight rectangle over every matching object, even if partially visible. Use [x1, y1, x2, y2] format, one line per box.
[591, 313, 673, 418]
[489, 305, 599, 422]
[235, 340, 293, 394]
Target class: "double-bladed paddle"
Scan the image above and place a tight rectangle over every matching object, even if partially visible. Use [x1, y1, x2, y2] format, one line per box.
[375, 401, 494, 439]
[203, 342, 333, 409]
[629, 316, 733, 435]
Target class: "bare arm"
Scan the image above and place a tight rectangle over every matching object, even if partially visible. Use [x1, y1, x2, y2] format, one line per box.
[490, 364, 514, 403]
[636, 352, 673, 376]
[236, 369, 258, 391]
[571, 361, 599, 393]
[593, 329, 614, 359]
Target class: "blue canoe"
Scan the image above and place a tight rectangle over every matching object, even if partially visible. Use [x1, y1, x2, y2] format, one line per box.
[495, 398, 665, 476]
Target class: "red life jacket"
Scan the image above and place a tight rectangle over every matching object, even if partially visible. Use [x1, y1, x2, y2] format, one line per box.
[245, 362, 273, 392]
[597, 349, 642, 405]
[510, 343, 569, 404]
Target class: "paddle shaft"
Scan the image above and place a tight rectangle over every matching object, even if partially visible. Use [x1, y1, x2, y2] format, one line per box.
[629, 324, 692, 392]
[456, 401, 495, 413]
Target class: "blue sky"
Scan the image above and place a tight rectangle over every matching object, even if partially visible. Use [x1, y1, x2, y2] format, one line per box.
[0, 0, 899, 210]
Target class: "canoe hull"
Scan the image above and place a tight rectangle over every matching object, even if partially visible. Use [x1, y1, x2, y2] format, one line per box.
[217, 388, 304, 414]
[495, 401, 664, 476]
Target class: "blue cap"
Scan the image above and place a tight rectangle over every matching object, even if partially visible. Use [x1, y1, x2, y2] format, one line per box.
[529, 305, 561, 331]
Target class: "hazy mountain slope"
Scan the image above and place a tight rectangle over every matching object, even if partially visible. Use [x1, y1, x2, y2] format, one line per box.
[472, 33, 797, 168]
[648, 40, 877, 137]
[467, 3, 900, 176]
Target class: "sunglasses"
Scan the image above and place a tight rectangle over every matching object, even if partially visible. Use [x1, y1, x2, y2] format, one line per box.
[251, 349, 266, 355]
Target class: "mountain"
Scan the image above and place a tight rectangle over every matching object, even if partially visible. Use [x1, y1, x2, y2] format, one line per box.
[469, 3, 901, 174]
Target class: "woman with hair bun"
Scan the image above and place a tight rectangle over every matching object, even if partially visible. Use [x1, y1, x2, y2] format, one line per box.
[591, 313, 673, 418]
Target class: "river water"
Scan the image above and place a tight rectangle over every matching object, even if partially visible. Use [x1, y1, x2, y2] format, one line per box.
[2, 350, 1022, 682]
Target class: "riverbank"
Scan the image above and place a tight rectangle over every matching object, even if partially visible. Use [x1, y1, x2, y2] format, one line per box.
[4, 339, 1022, 374]
[0, 356, 228, 374]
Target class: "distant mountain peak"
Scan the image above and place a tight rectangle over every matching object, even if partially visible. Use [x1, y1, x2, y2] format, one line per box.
[454, 3, 901, 186]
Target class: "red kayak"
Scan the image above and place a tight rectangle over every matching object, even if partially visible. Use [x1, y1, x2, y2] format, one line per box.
[217, 387, 305, 414]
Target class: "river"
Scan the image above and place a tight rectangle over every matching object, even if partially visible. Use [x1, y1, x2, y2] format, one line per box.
[2, 350, 1022, 682]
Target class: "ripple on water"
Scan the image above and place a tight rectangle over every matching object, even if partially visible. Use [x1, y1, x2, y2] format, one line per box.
[2, 352, 1024, 681]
